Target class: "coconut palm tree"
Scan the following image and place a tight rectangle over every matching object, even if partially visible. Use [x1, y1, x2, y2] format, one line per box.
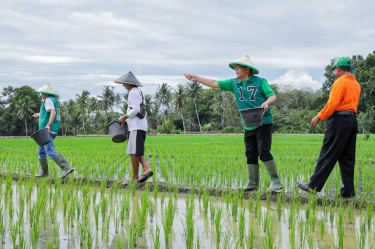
[186, 81, 203, 133]
[16, 96, 37, 136]
[97, 85, 115, 120]
[173, 84, 187, 133]
[155, 83, 172, 123]
[75, 90, 90, 135]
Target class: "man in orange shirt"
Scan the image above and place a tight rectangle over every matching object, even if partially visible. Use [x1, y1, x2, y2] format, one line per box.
[297, 56, 361, 198]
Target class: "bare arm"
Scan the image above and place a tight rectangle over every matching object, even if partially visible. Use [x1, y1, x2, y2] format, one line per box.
[45, 109, 56, 132]
[260, 96, 276, 112]
[183, 74, 220, 89]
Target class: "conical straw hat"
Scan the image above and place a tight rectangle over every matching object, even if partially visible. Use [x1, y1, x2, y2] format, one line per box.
[114, 71, 143, 87]
[36, 84, 58, 96]
[229, 55, 259, 75]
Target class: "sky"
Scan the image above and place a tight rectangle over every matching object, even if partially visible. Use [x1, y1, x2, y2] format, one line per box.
[0, 0, 374, 101]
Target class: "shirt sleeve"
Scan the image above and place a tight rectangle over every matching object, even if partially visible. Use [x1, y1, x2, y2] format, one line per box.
[127, 88, 142, 118]
[261, 79, 275, 98]
[44, 98, 55, 111]
[317, 79, 344, 121]
[217, 79, 234, 92]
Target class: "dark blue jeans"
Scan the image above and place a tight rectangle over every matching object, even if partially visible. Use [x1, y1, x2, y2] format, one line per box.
[38, 132, 58, 159]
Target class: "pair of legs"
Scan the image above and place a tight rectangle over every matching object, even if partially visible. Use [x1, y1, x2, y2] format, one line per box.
[128, 154, 152, 181]
[297, 115, 357, 198]
[244, 124, 282, 191]
[37, 132, 74, 178]
[123, 130, 153, 184]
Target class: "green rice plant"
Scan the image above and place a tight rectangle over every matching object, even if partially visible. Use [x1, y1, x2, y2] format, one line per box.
[288, 203, 296, 229]
[366, 202, 373, 229]
[319, 217, 325, 240]
[248, 196, 254, 213]
[347, 201, 354, 224]
[100, 179, 106, 196]
[10, 221, 19, 249]
[215, 207, 222, 248]
[162, 197, 175, 248]
[18, 232, 27, 249]
[68, 198, 76, 228]
[120, 195, 131, 223]
[100, 195, 108, 223]
[181, 196, 195, 249]
[128, 222, 140, 248]
[86, 227, 94, 249]
[238, 207, 246, 246]
[102, 215, 111, 245]
[0, 209, 5, 244]
[151, 225, 161, 249]
[337, 207, 344, 249]
[246, 220, 255, 249]
[356, 218, 367, 249]
[62, 189, 70, 217]
[153, 182, 159, 201]
[231, 193, 239, 221]
[276, 194, 282, 221]
[266, 192, 272, 209]
[198, 185, 204, 201]
[306, 228, 314, 249]
[210, 202, 216, 225]
[254, 190, 262, 218]
[148, 200, 155, 223]
[53, 222, 60, 246]
[298, 221, 306, 248]
[289, 222, 296, 249]
[93, 203, 100, 230]
[261, 213, 275, 249]
[138, 201, 149, 234]
[160, 190, 166, 207]
[113, 206, 120, 234]
[329, 203, 335, 227]
[202, 190, 209, 217]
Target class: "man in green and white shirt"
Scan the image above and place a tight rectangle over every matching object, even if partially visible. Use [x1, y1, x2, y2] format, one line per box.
[33, 84, 74, 179]
[184, 55, 283, 192]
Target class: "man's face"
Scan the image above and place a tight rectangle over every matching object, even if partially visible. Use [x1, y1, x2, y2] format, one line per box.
[333, 67, 342, 78]
[122, 83, 133, 90]
[234, 65, 250, 80]
[41, 93, 47, 100]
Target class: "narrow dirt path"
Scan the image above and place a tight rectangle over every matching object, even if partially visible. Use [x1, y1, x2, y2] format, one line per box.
[2, 173, 374, 211]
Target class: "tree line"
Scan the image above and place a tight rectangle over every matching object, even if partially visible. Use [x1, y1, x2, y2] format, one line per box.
[1, 52, 374, 139]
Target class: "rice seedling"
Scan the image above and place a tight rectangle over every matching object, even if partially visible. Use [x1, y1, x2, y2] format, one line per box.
[0, 135, 374, 248]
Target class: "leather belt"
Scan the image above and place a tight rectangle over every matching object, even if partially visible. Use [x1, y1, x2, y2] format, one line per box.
[332, 111, 356, 116]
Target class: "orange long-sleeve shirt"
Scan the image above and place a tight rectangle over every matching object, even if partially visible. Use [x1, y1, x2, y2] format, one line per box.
[317, 74, 361, 121]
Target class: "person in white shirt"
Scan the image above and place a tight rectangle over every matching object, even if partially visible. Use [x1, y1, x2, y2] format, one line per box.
[115, 71, 153, 185]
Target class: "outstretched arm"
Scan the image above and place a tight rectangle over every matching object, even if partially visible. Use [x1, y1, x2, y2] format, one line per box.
[184, 74, 220, 89]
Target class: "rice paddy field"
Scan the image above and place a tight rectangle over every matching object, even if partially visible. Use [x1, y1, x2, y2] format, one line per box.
[0, 135, 374, 249]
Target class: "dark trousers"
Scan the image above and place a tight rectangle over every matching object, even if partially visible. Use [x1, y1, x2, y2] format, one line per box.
[309, 115, 357, 197]
[244, 124, 273, 164]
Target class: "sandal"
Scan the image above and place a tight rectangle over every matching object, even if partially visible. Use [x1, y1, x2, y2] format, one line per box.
[120, 178, 138, 186]
[137, 171, 154, 183]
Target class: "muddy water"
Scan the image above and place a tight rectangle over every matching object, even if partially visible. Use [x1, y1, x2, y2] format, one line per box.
[0, 183, 374, 249]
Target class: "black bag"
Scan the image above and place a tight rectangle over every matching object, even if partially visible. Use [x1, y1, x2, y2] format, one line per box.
[136, 91, 147, 119]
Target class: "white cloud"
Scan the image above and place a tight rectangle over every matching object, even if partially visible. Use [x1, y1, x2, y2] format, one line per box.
[270, 70, 321, 91]
[0, 0, 374, 100]
[22, 55, 89, 63]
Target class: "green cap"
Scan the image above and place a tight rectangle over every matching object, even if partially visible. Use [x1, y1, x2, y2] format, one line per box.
[331, 57, 352, 69]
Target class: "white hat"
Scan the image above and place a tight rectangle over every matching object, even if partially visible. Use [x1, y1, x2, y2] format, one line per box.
[114, 71, 143, 87]
[229, 55, 259, 75]
[36, 84, 58, 96]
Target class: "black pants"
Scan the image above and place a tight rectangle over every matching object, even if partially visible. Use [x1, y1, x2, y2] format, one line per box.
[309, 115, 357, 197]
[244, 124, 273, 164]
